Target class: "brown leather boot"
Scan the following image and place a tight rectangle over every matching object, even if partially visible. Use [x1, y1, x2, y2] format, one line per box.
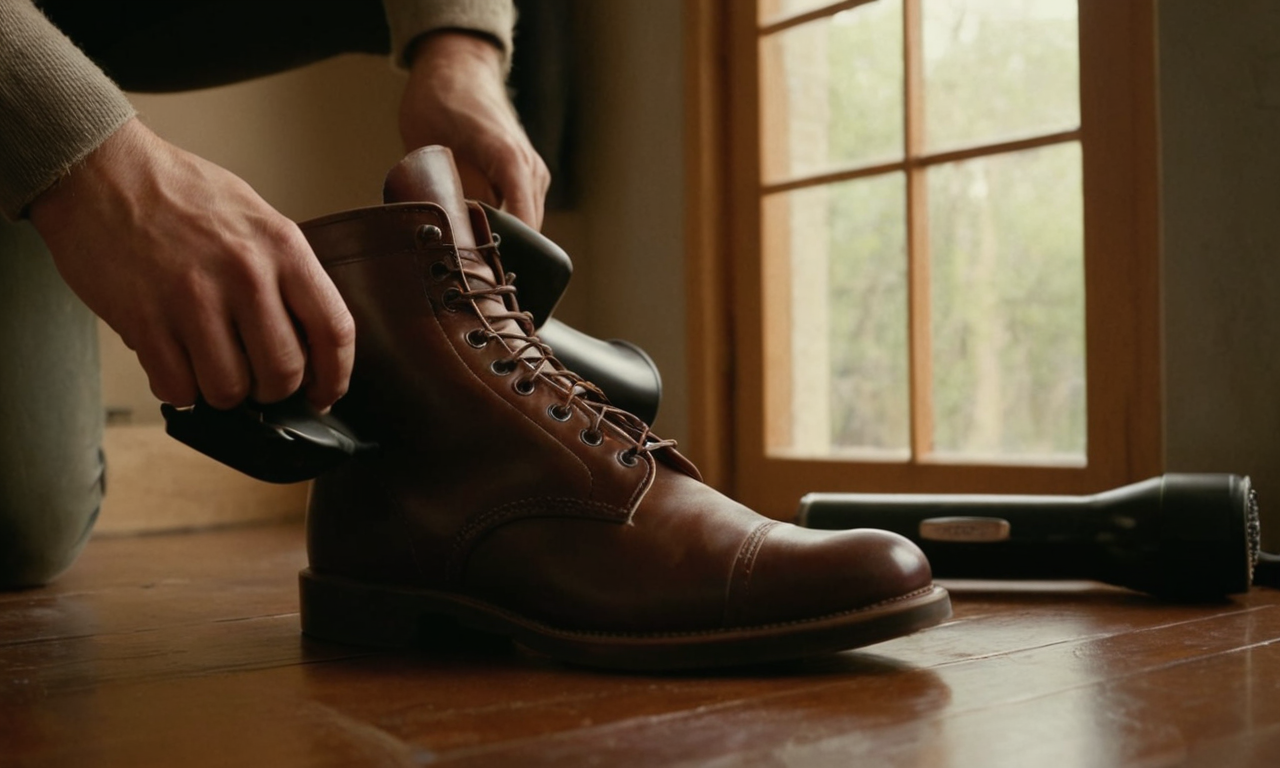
[296, 147, 950, 670]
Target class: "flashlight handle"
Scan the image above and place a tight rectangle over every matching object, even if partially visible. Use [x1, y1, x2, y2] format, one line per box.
[800, 493, 1101, 540]
[798, 492, 1112, 581]
[797, 475, 1257, 597]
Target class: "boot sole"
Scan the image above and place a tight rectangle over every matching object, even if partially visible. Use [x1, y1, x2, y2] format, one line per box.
[298, 569, 952, 671]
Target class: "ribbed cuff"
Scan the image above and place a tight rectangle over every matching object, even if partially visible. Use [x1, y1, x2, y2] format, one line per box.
[0, 1, 136, 220]
[382, 0, 515, 72]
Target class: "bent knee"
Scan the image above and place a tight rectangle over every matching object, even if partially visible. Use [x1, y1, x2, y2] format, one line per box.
[0, 500, 100, 589]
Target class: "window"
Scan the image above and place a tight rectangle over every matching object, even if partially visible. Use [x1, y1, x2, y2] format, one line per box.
[685, 0, 1160, 515]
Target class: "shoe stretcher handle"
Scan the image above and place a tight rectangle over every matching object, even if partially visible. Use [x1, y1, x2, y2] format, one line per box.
[161, 396, 375, 485]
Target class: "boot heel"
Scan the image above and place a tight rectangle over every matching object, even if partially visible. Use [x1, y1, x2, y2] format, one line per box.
[299, 568, 429, 648]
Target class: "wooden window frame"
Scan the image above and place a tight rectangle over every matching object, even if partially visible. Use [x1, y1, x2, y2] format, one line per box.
[685, 0, 1161, 517]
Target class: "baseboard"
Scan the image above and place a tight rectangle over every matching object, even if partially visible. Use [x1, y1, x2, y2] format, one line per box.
[96, 424, 308, 536]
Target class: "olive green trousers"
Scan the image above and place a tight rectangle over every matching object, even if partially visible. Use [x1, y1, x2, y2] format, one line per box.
[0, 218, 103, 587]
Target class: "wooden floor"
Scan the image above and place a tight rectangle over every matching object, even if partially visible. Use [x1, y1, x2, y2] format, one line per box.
[3, 523, 1280, 767]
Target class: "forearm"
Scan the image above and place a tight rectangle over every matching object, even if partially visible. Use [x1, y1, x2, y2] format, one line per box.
[0, 0, 134, 220]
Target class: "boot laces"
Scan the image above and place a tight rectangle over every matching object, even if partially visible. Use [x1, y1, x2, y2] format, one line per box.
[441, 239, 676, 461]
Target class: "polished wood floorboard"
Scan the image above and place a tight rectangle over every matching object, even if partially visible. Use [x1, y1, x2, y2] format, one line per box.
[3, 523, 1279, 767]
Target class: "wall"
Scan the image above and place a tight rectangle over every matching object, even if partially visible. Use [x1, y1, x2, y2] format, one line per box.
[563, 0, 689, 446]
[1159, 0, 1280, 549]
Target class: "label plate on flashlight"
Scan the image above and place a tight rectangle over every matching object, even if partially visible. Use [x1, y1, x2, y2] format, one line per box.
[919, 516, 1011, 542]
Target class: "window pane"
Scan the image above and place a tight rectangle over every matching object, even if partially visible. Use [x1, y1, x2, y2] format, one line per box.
[923, 0, 1079, 152]
[767, 174, 910, 458]
[829, 174, 910, 455]
[760, 0, 903, 184]
[928, 143, 1085, 461]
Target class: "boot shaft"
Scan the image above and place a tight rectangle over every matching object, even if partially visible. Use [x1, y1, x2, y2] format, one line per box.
[298, 148, 665, 586]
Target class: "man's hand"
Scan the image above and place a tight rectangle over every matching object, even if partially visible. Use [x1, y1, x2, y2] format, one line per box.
[400, 32, 550, 229]
[29, 118, 355, 411]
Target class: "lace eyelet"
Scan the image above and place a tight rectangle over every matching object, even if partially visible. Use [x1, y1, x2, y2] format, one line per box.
[416, 224, 443, 247]
[617, 449, 639, 467]
[466, 329, 489, 348]
[580, 429, 604, 447]
[441, 287, 462, 311]
[514, 378, 536, 396]
[429, 259, 452, 281]
[547, 404, 573, 422]
[490, 359, 516, 376]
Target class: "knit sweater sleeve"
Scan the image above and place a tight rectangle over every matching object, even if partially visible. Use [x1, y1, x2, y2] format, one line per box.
[0, 0, 135, 221]
[382, 0, 516, 70]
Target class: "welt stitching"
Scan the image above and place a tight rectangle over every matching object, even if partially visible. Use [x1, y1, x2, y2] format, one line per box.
[445, 585, 943, 640]
[569, 585, 940, 638]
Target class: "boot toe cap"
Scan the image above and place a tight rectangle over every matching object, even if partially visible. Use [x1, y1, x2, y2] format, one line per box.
[727, 525, 934, 628]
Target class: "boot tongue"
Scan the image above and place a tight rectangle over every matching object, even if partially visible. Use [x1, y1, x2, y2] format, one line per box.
[383, 146, 477, 251]
[384, 147, 524, 352]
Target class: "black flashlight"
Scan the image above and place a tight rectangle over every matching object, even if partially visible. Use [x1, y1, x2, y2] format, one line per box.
[798, 474, 1277, 600]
